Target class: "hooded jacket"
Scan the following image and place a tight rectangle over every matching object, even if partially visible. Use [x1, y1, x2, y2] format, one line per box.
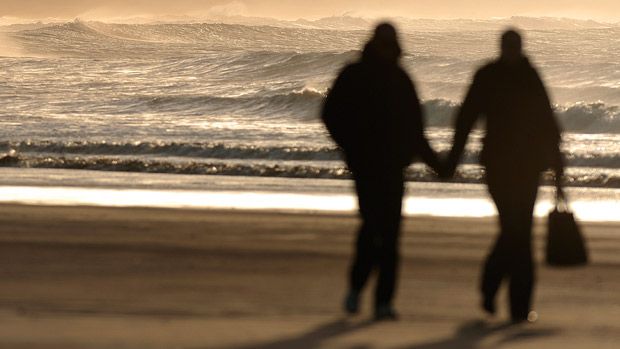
[322, 42, 438, 173]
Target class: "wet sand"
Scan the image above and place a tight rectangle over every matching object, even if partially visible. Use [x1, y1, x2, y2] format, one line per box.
[0, 204, 618, 348]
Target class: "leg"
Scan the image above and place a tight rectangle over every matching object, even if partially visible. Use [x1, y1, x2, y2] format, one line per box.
[480, 231, 510, 314]
[506, 184, 538, 321]
[349, 174, 381, 295]
[345, 220, 374, 313]
[484, 169, 539, 320]
[349, 221, 376, 294]
[374, 220, 401, 320]
[374, 172, 404, 308]
[346, 172, 383, 314]
[481, 171, 514, 314]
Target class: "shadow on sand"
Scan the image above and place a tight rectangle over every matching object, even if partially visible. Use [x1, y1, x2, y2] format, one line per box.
[203, 318, 560, 349]
[210, 318, 376, 349]
[399, 320, 561, 349]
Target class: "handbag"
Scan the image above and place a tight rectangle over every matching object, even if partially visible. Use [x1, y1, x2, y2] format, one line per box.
[546, 183, 588, 267]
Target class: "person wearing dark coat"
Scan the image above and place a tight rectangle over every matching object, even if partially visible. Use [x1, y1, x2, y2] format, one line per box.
[445, 29, 564, 323]
[322, 23, 442, 320]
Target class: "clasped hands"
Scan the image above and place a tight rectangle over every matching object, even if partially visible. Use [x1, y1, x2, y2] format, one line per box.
[433, 154, 458, 180]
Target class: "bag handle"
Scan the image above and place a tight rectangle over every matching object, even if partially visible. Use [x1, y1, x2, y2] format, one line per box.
[555, 172, 569, 213]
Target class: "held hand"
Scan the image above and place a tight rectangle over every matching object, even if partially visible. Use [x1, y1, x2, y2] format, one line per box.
[436, 158, 456, 180]
[553, 151, 566, 200]
[554, 169, 565, 201]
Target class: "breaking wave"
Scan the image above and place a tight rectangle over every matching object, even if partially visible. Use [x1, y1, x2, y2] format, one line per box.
[423, 100, 620, 134]
[4, 140, 620, 167]
[0, 141, 341, 161]
[2, 151, 619, 188]
[2, 140, 620, 189]
[137, 88, 326, 119]
[8, 20, 364, 57]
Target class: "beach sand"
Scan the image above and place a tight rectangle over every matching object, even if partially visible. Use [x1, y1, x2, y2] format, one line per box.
[0, 204, 618, 348]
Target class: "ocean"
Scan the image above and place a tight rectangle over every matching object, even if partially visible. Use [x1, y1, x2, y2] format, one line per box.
[0, 17, 619, 220]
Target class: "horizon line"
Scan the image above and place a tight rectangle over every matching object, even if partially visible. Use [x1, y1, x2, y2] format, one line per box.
[1, 14, 619, 26]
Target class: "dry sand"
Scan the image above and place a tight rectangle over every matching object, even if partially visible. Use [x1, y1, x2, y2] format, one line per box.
[0, 204, 618, 348]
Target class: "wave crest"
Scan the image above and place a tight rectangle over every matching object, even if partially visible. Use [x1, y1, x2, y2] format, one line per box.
[2, 152, 619, 188]
[1, 141, 341, 161]
[4, 140, 620, 169]
[423, 100, 620, 133]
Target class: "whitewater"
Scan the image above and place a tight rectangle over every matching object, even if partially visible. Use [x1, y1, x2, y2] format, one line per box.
[0, 16, 619, 215]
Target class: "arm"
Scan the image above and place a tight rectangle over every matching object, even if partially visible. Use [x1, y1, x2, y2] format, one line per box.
[532, 70, 564, 178]
[413, 105, 442, 175]
[322, 66, 356, 151]
[447, 71, 485, 175]
[408, 81, 442, 174]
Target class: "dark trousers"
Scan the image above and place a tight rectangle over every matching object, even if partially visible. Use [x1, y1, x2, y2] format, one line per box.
[349, 170, 404, 307]
[483, 168, 540, 320]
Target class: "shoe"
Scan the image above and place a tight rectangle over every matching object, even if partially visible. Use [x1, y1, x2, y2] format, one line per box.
[344, 291, 360, 315]
[374, 304, 398, 321]
[512, 311, 538, 324]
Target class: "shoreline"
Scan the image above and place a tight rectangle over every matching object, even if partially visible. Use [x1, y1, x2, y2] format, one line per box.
[0, 204, 618, 348]
[1, 202, 619, 228]
[1, 169, 619, 223]
[1, 184, 619, 223]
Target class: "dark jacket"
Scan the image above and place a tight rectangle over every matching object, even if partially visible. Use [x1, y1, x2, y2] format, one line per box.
[450, 57, 562, 173]
[322, 46, 438, 173]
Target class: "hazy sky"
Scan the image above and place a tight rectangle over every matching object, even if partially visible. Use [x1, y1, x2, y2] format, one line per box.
[1, 0, 619, 21]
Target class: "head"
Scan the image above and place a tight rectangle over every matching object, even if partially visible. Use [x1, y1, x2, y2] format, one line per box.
[364, 22, 402, 64]
[500, 29, 523, 63]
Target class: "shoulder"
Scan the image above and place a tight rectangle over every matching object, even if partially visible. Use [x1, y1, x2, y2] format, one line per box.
[523, 58, 542, 78]
[474, 60, 499, 80]
[393, 65, 415, 89]
[333, 62, 366, 86]
[339, 62, 364, 76]
[395, 65, 413, 80]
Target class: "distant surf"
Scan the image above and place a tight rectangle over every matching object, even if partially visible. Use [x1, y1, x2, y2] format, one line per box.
[1, 17, 619, 190]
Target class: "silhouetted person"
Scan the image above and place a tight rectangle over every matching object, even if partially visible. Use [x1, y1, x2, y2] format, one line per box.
[446, 29, 564, 323]
[322, 23, 442, 320]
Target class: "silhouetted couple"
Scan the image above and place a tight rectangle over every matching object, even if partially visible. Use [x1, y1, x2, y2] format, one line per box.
[322, 24, 563, 322]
